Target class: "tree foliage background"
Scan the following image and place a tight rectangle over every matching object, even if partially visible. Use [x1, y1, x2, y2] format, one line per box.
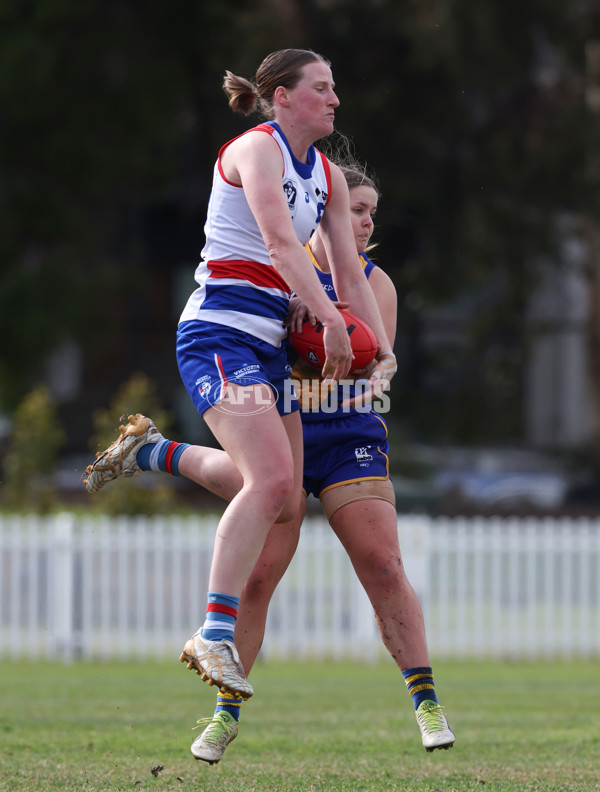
[2, 0, 600, 452]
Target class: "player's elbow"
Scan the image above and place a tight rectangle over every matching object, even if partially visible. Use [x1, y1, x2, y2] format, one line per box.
[335, 275, 366, 302]
[266, 238, 297, 276]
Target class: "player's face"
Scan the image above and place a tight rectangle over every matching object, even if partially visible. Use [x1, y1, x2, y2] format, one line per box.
[287, 61, 339, 138]
[349, 185, 378, 253]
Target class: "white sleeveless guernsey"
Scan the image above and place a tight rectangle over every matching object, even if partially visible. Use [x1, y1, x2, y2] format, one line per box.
[179, 121, 332, 347]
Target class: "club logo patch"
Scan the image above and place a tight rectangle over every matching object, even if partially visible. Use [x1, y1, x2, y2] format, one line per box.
[283, 180, 298, 216]
[355, 447, 373, 464]
[198, 380, 212, 397]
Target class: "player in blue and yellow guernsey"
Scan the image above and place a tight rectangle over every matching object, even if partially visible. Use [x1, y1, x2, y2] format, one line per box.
[289, 245, 391, 502]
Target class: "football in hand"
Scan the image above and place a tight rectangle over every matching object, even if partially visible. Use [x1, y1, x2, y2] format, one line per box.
[288, 308, 378, 373]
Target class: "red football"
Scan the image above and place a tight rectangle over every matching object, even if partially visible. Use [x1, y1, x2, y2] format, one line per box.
[288, 308, 378, 373]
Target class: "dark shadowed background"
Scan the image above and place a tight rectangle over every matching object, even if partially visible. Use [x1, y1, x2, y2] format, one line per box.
[3, 0, 600, 514]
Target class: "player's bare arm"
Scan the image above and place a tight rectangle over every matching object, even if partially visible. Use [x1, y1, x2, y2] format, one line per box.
[368, 266, 397, 349]
[320, 164, 397, 391]
[319, 165, 393, 356]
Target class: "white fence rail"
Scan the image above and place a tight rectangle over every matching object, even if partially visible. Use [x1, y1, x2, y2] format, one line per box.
[1, 513, 599, 662]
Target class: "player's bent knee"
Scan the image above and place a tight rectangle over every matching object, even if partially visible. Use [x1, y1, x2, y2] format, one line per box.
[275, 496, 301, 523]
[243, 571, 279, 605]
[320, 478, 396, 522]
[254, 467, 294, 512]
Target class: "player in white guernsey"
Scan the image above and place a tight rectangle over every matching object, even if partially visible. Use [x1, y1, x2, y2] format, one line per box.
[174, 50, 396, 708]
[84, 49, 398, 744]
[180, 121, 333, 348]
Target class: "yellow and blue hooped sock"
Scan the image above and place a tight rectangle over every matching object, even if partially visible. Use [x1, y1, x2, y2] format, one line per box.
[215, 689, 244, 722]
[136, 438, 190, 476]
[200, 592, 239, 642]
[402, 666, 438, 710]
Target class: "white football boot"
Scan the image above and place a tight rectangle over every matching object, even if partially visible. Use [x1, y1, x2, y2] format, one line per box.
[84, 413, 160, 493]
[191, 711, 238, 765]
[415, 700, 455, 751]
[179, 632, 253, 699]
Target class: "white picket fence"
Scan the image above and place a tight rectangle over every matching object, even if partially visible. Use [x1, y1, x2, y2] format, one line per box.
[1, 513, 599, 662]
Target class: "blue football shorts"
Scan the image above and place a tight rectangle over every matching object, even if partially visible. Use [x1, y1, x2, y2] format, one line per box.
[177, 320, 299, 417]
[301, 410, 390, 498]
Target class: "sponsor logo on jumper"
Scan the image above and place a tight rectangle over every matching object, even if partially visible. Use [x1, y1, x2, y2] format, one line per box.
[233, 364, 261, 378]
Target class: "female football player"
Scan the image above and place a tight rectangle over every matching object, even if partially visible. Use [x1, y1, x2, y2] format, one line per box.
[85, 48, 395, 703]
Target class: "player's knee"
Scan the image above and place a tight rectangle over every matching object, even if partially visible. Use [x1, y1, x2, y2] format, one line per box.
[372, 550, 404, 578]
[362, 550, 410, 596]
[243, 566, 280, 606]
[254, 467, 295, 519]
[271, 472, 295, 509]
[275, 493, 302, 523]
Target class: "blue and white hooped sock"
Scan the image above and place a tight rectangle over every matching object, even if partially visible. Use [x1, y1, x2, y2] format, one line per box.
[136, 437, 190, 476]
[200, 592, 239, 642]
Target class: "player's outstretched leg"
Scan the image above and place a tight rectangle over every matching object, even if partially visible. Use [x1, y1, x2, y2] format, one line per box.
[83, 413, 160, 493]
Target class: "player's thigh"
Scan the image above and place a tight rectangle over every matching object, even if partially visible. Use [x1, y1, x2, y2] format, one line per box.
[204, 388, 294, 486]
[178, 321, 300, 487]
[326, 486, 401, 575]
[320, 476, 395, 522]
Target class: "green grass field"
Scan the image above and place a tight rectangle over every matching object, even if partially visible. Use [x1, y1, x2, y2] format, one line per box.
[1, 658, 598, 792]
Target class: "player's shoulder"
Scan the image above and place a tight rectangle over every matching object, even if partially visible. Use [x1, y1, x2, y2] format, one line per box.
[326, 159, 346, 184]
[360, 251, 376, 268]
[229, 123, 279, 152]
[225, 124, 284, 173]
